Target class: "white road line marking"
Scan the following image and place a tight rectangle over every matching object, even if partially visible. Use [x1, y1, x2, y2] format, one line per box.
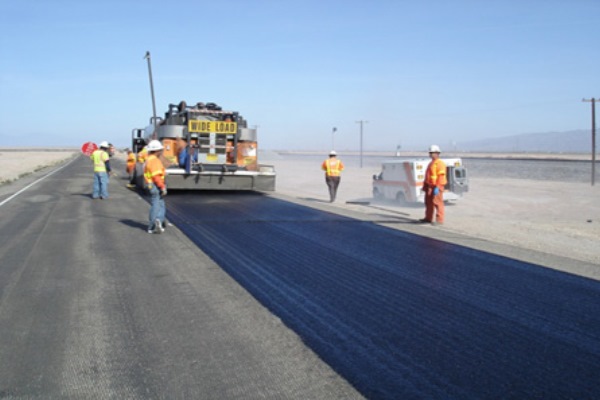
[0, 156, 79, 207]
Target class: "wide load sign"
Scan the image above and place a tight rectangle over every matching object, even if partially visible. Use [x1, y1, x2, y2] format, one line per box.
[188, 121, 237, 134]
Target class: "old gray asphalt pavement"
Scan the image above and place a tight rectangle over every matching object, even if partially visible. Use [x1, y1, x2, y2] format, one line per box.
[0, 156, 362, 399]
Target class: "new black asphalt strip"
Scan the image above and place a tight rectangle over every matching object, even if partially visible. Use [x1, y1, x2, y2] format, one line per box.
[167, 191, 600, 399]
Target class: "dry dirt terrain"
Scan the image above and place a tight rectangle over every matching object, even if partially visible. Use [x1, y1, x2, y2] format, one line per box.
[2, 149, 599, 268]
[0, 149, 79, 184]
[266, 154, 600, 267]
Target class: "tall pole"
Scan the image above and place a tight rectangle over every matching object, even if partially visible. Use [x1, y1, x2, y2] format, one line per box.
[331, 127, 337, 150]
[583, 98, 598, 186]
[356, 120, 368, 168]
[144, 51, 158, 139]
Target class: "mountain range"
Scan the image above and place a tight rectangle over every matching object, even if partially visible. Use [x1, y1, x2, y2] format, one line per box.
[452, 129, 595, 153]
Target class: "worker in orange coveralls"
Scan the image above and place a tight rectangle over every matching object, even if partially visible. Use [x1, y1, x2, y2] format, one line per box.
[419, 145, 447, 225]
[322, 150, 344, 202]
[144, 140, 167, 234]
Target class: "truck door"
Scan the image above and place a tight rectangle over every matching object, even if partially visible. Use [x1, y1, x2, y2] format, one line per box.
[446, 166, 469, 195]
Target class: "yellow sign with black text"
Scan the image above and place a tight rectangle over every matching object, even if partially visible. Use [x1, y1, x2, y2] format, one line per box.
[188, 120, 237, 134]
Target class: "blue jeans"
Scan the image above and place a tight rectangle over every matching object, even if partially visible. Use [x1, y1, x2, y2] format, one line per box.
[148, 185, 165, 229]
[92, 172, 109, 199]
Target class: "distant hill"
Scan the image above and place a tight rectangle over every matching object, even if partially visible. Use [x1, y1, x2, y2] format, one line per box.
[455, 130, 593, 153]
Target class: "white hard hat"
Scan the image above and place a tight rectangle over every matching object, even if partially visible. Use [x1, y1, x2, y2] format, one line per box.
[99, 141, 109, 148]
[428, 144, 441, 153]
[329, 150, 337, 156]
[147, 140, 164, 151]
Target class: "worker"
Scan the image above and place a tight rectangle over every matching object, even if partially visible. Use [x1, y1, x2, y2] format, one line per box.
[137, 145, 148, 164]
[125, 149, 136, 177]
[321, 150, 344, 203]
[420, 145, 447, 225]
[178, 138, 198, 171]
[90, 141, 111, 199]
[144, 140, 168, 234]
[125, 148, 136, 183]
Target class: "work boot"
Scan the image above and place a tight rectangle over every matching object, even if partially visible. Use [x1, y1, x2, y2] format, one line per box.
[153, 219, 164, 234]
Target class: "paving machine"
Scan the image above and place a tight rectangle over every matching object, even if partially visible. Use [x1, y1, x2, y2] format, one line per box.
[132, 101, 275, 191]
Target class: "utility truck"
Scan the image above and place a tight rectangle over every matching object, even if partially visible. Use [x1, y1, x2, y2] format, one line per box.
[132, 101, 275, 191]
[372, 158, 468, 203]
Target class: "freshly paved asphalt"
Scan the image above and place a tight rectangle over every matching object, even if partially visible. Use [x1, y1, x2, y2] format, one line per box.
[1, 155, 599, 399]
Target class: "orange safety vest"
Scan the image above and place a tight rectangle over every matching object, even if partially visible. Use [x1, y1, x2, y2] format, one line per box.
[126, 152, 136, 166]
[322, 158, 344, 177]
[144, 154, 165, 189]
[126, 152, 136, 173]
[425, 158, 447, 188]
[90, 149, 109, 172]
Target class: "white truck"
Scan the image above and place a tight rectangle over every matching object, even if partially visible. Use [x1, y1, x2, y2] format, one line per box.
[372, 158, 468, 203]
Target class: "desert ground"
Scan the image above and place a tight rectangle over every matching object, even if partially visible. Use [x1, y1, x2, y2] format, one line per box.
[2, 149, 599, 268]
[266, 153, 600, 267]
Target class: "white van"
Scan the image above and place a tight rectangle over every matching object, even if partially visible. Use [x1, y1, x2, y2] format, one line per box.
[372, 158, 469, 203]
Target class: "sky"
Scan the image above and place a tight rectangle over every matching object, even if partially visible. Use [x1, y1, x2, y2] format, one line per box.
[0, 0, 598, 152]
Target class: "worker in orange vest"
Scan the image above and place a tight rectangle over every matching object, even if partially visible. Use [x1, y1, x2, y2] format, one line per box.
[125, 148, 136, 183]
[322, 150, 344, 203]
[420, 145, 447, 225]
[137, 145, 148, 164]
[144, 140, 168, 234]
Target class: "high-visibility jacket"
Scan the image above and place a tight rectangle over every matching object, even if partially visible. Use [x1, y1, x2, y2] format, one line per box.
[144, 154, 166, 190]
[322, 158, 344, 177]
[90, 149, 109, 172]
[126, 152, 136, 173]
[126, 152, 136, 166]
[425, 158, 447, 189]
[137, 147, 148, 163]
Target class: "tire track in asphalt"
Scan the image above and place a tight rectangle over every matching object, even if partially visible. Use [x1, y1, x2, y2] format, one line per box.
[166, 191, 600, 399]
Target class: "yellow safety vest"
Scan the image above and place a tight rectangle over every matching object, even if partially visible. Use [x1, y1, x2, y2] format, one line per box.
[323, 159, 343, 177]
[137, 147, 148, 163]
[91, 149, 108, 172]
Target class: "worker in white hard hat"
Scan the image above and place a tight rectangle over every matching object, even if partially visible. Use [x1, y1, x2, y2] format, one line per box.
[90, 141, 112, 199]
[321, 150, 344, 202]
[144, 140, 168, 234]
[419, 145, 447, 225]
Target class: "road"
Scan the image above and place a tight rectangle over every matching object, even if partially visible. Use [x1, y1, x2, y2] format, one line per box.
[1, 155, 600, 399]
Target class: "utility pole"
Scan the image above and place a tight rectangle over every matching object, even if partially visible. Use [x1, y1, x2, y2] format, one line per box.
[331, 127, 337, 150]
[355, 120, 368, 168]
[144, 51, 158, 139]
[582, 98, 598, 186]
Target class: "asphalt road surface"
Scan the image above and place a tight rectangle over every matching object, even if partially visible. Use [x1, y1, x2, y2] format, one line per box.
[0, 156, 361, 399]
[1, 155, 600, 399]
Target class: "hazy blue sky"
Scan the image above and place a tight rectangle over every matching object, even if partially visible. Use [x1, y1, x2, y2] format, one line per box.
[1, 0, 598, 151]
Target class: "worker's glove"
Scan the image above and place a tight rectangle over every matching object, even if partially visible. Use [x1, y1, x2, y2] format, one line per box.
[160, 188, 168, 197]
[433, 187, 440, 196]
